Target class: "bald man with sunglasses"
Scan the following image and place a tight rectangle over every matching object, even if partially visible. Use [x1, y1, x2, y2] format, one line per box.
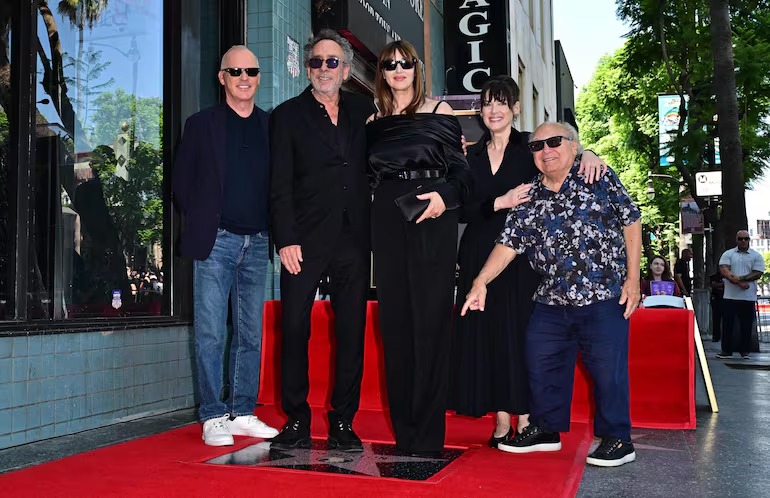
[172, 45, 278, 446]
[462, 121, 642, 468]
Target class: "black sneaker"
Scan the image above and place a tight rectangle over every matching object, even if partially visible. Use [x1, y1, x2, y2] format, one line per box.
[328, 414, 363, 452]
[270, 419, 311, 450]
[586, 437, 636, 467]
[716, 352, 733, 359]
[497, 425, 561, 454]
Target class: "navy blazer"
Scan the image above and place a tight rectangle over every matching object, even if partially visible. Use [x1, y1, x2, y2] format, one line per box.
[172, 103, 270, 260]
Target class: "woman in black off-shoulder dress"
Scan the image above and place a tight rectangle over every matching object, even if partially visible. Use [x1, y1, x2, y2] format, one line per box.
[366, 40, 472, 455]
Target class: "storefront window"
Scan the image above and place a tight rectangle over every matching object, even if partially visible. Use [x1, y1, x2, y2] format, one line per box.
[0, 3, 13, 320]
[32, 0, 165, 319]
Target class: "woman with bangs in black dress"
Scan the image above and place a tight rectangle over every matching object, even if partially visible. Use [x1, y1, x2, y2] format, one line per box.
[448, 76, 607, 450]
[366, 39, 473, 456]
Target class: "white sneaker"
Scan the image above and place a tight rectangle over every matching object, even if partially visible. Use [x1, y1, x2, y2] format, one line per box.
[202, 414, 234, 446]
[226, 415, 279, 438]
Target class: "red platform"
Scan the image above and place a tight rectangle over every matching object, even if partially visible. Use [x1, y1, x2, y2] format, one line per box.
[260, 301, 695, 430]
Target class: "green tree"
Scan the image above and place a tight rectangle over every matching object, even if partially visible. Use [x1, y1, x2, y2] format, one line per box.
[89, 142, 163, 267]
[90, 89, 162, 148]
[577, 49, 681, 261]
[63, 47, 115, 133]
[86, 88, 163, 268]
[709, 0, 746, 246]
[604, 0, 770, 286]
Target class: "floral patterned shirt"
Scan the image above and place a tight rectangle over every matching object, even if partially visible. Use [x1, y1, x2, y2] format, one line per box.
[497, 160, 641, 306]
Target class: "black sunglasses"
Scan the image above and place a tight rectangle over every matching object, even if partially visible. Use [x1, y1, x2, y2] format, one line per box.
[308, 57, 341, 69]
[737, 237, 750, 241]
[381, 58, 417, 71]
[527, 135, 574, 152]
[221, 67, 260, 77]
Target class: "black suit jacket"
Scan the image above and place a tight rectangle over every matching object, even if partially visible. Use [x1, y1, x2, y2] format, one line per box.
[172, 103, 270, 260]
[270, 87, 376, 256]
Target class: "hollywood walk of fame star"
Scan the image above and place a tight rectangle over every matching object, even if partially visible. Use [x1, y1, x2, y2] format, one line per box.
[205, 439, 465, 480]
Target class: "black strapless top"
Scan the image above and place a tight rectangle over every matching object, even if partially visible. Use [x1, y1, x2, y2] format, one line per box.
[366, 113, 473, 208]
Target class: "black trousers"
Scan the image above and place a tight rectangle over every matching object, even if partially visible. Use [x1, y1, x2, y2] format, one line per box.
[721, 299, 755, 355]
[279, 228, 368, 425]
[372, 179, 459, 453]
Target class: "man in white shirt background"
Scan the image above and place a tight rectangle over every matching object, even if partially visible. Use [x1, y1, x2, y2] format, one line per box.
[716, 230, 766, 360]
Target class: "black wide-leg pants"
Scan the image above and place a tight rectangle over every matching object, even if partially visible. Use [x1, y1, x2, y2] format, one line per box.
[372, 179, 458, 453]
[279, 228, 369, 426]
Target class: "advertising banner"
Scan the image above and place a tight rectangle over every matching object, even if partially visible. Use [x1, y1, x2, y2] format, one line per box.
[658, 94, 688, 167]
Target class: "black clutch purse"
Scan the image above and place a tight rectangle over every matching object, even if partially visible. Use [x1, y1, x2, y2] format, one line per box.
[393, 180, 446, 222]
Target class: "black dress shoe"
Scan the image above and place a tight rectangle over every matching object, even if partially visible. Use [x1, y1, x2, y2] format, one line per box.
[270, 419, 311, 450]
[328, 415, 363, 452]
[488, 427, 514, 448]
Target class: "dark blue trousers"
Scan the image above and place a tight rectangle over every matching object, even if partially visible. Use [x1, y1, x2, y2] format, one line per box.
[526, 300, 631, 441]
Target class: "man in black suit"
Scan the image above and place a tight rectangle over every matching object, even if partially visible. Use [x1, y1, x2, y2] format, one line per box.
[269, 30, 376, 452]
[172, 46, 278, 446]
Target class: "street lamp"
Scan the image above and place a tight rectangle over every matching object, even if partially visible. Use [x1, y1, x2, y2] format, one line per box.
[646, 178, 656, 200]
[646, 171, 679, 201]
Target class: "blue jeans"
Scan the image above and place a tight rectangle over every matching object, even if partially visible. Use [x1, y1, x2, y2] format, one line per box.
[193, 229, 268, 422]
[526, 300, 631, 441]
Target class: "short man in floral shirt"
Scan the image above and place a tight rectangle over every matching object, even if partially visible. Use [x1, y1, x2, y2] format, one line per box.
[461, 121, 642, 467]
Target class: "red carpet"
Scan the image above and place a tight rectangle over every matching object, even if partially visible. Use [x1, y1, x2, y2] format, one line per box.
[0, 406, 593, 497]
[1, 302, 694, 496]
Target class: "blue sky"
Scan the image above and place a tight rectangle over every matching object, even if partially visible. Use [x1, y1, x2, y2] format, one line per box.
[553, 0, 769, 227]
[553, 0, 629, 95]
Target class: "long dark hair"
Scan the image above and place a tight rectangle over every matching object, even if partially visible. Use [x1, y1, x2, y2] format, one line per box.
[644, 255, 674, 281]
[374, 40, 425, 118]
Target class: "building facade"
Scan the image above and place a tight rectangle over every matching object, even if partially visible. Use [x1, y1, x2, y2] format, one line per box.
[510, 0, 556, 132]
[554, 40, 577, 127]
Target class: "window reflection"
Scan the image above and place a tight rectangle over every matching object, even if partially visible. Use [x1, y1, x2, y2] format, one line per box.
[33, 0, 164, 318]
[0, 2, 12, 320]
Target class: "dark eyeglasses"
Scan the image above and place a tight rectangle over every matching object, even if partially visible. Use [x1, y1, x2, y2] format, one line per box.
[737, 237, 750, 241]
[221, 67, 260, 77]
[381, 58, 417, 71]
[527, 135, 574, 152]
[308, 57, 341, 69]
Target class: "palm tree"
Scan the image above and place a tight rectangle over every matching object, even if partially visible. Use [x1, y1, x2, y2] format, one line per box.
[57, 1, 110, 118]
[709, 0, 748, 247]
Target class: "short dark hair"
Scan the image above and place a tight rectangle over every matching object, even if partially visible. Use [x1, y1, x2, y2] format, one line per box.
[480, 75, 520, 109]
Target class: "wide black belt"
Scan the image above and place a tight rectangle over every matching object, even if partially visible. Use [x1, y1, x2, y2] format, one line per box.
[380, 169, 444, 181]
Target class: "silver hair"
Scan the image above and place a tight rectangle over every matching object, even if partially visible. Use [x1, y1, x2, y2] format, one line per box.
[533, 121, 584, 154]
[220, 45, 258, 69]
[303, 29, 354, 66]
